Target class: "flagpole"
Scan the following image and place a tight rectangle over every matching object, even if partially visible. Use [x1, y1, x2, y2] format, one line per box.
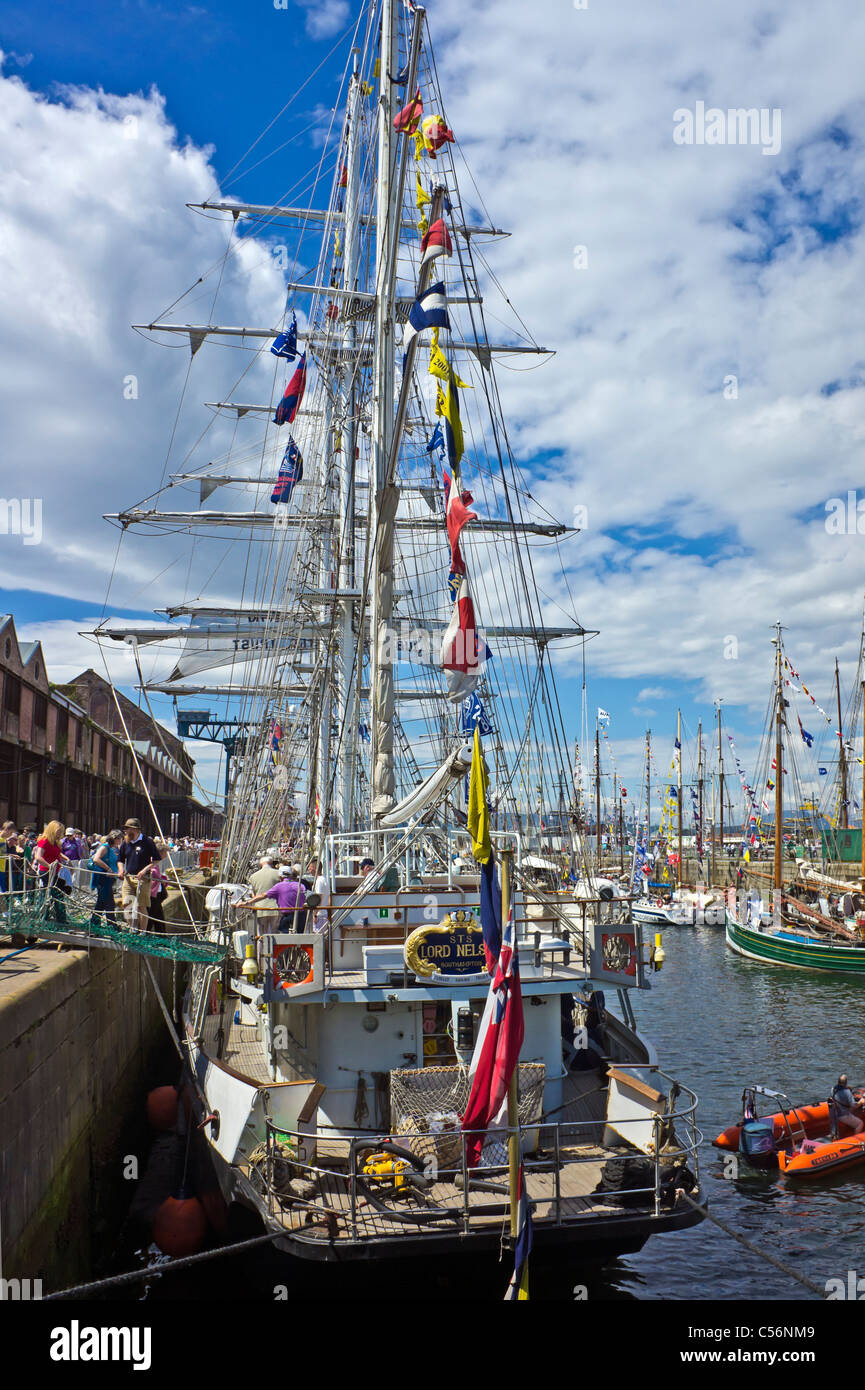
[502, 849, 519, 1244]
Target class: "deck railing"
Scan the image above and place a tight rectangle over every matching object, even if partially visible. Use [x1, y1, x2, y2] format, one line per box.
[254, 1075, 701, 1241]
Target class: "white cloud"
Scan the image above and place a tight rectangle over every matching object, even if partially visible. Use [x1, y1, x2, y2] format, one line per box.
[636, 687, 669, 704]
[292, 0, 350, 41]
[0, 62, 287, 617]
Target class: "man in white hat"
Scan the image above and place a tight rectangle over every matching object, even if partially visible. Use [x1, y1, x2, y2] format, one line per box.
[244, 863, 307, 932]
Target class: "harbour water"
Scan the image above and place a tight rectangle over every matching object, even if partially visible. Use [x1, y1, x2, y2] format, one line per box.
[624, 919, 864, 1302]
[97, 918, 863, 1303]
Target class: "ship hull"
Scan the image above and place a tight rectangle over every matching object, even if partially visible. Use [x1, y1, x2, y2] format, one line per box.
[725, 911, 865, 973]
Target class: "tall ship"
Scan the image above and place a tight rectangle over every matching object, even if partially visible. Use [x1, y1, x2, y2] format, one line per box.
[17, 1, 705, 1281]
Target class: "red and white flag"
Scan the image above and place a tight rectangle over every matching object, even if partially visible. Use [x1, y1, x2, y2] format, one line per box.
[461, 906, 524, 1168]
[441, 571, 480, 672]
[443, 468, 476, 571]
[420, 216, 453, 269]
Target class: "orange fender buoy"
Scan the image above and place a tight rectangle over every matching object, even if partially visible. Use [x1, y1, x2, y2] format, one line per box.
[199, 1186, 229, 1234]
[152, 1194, 208, 1257]
[146, 1085, 179, 1131]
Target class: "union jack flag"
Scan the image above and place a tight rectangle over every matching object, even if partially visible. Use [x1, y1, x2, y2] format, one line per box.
[461, 905, 524, 1168]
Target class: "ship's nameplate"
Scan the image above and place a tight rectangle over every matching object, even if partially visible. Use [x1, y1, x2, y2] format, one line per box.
[405, 911, 488, 982]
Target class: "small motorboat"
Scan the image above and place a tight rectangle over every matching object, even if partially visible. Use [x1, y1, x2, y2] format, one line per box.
[714, 1086, 833, 1166]
[714, 1083, 865, 1172]
[778, 1133, 865, 1178]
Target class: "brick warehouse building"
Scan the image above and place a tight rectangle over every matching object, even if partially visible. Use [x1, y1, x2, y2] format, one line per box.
[0, 616, 216, 836]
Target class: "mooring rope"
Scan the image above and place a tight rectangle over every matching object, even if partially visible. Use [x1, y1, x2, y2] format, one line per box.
[678, 1191, 827, 1298]
[42, 1231, 284, 1300]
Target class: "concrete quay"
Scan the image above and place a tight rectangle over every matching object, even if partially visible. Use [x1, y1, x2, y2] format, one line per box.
[0, 940, 177, 1292]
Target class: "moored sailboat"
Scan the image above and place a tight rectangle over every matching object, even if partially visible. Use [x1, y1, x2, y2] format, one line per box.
[725, 624, 865, 972]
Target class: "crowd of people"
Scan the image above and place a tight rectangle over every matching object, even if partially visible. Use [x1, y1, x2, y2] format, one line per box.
[0, 817, 212, 942]
[240, 854, 332, 935]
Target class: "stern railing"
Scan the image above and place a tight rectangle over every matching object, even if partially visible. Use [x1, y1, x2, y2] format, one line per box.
[252, 1074, 701, 1240]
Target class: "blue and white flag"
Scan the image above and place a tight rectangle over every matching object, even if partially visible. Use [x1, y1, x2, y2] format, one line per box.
[358, 721, 371, 744]
[271, 312, 297, 360]
[460, 691, 494, 737]
[402, 281, 450, 358]
[818, 766, 827, 775]
[597, 708, 610, 723]
[426, 421, 445, 457]
[271, 437, 303, 503]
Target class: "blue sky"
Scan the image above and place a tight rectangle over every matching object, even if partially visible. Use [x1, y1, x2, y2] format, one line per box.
[0, 1, 347, 205]
[2, 0, 864, 820]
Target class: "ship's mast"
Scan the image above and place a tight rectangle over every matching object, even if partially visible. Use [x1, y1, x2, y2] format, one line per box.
[595, 721, 601, 872]
[835, 656, 847, 830]
[717, 702, 724, 881]
[861, 677, 865, 892]
[369, 0, 400, 819]
[697, 717, 703, 874]
[336, 53, 363, 831]
[774, 623, 784, 894]
[646, 729, 651, 850]
[676, 708, 683, 887]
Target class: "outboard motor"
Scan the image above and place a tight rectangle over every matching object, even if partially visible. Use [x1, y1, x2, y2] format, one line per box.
[739, 1088, 776, 1165]
[741, 1119, 776, 1164]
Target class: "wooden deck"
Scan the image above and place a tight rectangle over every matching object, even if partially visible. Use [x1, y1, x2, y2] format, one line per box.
[242, 1128, 638, 1245]
[201, 1011, 274, 1084]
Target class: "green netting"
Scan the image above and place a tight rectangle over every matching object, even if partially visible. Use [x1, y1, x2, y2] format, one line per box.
[3, 890, 225, 965]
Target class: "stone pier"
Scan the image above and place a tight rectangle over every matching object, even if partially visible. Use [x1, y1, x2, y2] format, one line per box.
[0, 943, 178, 1292]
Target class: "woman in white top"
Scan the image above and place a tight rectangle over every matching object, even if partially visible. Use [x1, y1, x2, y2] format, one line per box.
[307, 858, 330, 933]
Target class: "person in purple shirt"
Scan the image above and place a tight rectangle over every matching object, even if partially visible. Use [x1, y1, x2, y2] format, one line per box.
[245, 866, 307, 932]
[62, 826, 83, 861]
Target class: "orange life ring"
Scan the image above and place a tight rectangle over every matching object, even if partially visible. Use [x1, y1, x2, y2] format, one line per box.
[273, 942, 315, 992]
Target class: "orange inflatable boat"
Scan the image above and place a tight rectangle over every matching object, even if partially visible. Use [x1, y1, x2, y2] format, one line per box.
[713, 1102, 833, 1153]
[778, 1134, 865, 1178]
[715, 1084, 865, 1174]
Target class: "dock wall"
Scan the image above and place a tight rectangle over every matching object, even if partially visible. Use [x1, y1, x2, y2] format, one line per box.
[0, 945, 178, 1291]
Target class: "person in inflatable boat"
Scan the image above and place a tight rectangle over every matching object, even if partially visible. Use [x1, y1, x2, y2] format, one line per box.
[832, 1075, 864, 1134]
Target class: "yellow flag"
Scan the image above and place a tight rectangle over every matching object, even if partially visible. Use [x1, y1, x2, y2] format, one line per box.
[416, 173, 431, 211]
[417, 214, 429, 238]
[334, 230, 341, 257]
[361, 81, 374, 96]
[373, 59, 380, 77]
[468, 727, 491, 864]
[435, 373, 464, 466]
[413, 130, 424, 162]
[429, 342, 470, 389]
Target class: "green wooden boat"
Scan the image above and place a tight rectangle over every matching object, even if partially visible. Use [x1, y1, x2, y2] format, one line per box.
[725, 910, 865, 974]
